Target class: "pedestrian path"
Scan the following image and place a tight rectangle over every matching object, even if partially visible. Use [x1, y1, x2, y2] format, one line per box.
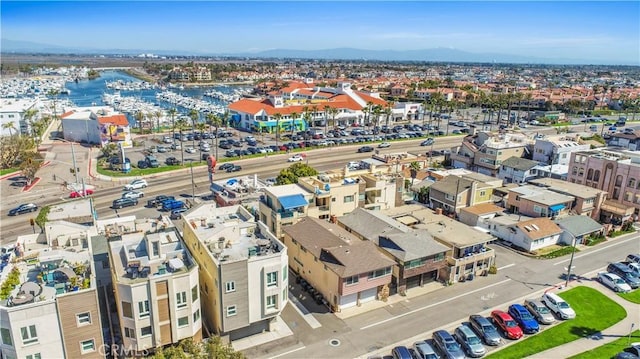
[526, 280, 640, 359]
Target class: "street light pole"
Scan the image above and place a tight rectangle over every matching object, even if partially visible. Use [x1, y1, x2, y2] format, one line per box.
[187, 159, 196, 200]
[70, 141, 79, 185]
[565, 232, 577, 288]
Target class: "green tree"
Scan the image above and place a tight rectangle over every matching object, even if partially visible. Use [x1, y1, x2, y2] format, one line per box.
[135, 111, 145, 134]
[176, 118, 188, 165]
[100, 143, 118, 159]
[0, 135, 35, 169]
[276, 163, 318, 185]
[273, 112, 282, 147]
[206, 113, 221, 159]
[168, 108, 178, 141]
[2, 122, 17, 137]
[409, 161, 421, 186]
[19, 151, 44, 185]
[188, 109, 199, 148]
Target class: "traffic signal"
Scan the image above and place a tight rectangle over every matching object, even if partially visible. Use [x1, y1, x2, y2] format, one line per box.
[29, 218, 35, 226]
[70, 168, 75, 174]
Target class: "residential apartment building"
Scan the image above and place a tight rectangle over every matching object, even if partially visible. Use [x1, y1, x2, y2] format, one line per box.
[450, 131, 530, 176]
[428, 171, 502, 214]
[528, 178, 607, 220]
[210, 175, 264, 207]
[258, 183, 312, 239]
[567, 148, 640, 222]
[0, 98, 40, 136]
[384, 205, 496, 284]
[491, 217, 562, 252]
[506, 185, 574, 218]
[108, 217, 201, 355]
[498, 156, 540, 184]
[283, 217, 395, 311]
[1, 221, 103, 359]
[338, 208, 449, 295]
[607, 130, 640, 150]
[181, 204, 288, 341]
[532, 138, 589, 166]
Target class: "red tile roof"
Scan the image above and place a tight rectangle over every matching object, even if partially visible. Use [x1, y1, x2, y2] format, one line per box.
[98, 114, 128, 126]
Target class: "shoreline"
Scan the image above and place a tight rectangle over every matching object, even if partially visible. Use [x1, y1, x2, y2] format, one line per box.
[112, 68, 254, 87]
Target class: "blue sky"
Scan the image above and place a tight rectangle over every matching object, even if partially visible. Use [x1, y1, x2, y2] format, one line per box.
[2, 1, 639, 64]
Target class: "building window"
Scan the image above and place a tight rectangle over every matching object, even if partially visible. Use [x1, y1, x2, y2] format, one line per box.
[435, 252, 445, 261]
[192, 285, 199, 302]
[225, 281, 236, 293]
[122, 301, 133, 318]
[368, 267, 392, 279]
[193, 309, 200, 323]
[266, 271, 278, 287]
[124, 327, 135, 338]
[406, 259, 424, 269]
[176, 292, 187, 309]
[266, 294, 278, 309]
[629, 178, 637, 188]
[283, 266, 288, 281]
[26, 354, 41, 359]
[345, 275, 359, 285]
[20, 325, 38, 345]
[138, 300, 150, 318]
[479, 190, 486, 197]
[178, 316, 189, 327]
[152, 241, 160, 256]
[0, 327, 12, 346]
[77, 312, 91, 325]
[226, 305, 237, 317]
[141, 326, 152, 337]
[80, 339, 95, 354]
[343, 195, 354, 203]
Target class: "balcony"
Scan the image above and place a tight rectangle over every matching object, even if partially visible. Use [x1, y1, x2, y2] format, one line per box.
[272, 209, 305, 224]
[447, 247, 495, 267]
[449, 152, 474, 166]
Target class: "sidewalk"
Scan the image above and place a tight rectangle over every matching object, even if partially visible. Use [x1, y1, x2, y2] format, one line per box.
[526, 280, 640, 359]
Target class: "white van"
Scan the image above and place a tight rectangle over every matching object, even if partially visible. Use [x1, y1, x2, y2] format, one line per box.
[542, 292, 575, 320]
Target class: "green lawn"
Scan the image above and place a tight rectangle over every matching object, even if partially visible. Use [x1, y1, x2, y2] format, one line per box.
[619, 289, 640, 304]
[569, 330, 640, 359]
[0, 167, 19, 176]
[485, 286, 626, 359]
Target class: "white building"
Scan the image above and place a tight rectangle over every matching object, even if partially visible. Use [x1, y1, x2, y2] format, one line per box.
[61, 110, 101, 144]
[532, 138, 590, 166]
[0, 98, 40, 136]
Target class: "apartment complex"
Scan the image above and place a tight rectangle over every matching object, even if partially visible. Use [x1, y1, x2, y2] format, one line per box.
[0, 221, 103, 359]
[428, 171, 502, 214]
[181, 204, 288, 341]
[567, 148, 640, 222]
[450, 131, 530, 176]
[108, 217, 201, 355]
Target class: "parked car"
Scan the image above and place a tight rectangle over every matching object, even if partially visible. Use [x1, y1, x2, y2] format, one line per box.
[69, 189, 94, 198]
[165, 157, 181, 166]
[454, 325, 486, 358]
[524, 298, 556, 325]
[185, 146, 196, 154]
[226, 165, 242, 173]
[157, 146, 168, 153]
[413, 341, 439, 359]
[391, 346, 413, 359]
[147, 195, 175, 208]
[145, 155, 159, 168]
[171, 142, 182, 150]
[625, 262, 640, 276]
[508, 304, 540, 334]
[598, 272, 632, 293]
[124, 179, 147, 191]
[8, 203, 38, 216]
[606, 263, 640, 288]
[170, 208, 188, 220]
[358, 146, 374, 153]
[432, 330, 465, 359]
[288, 154, 305, 162]
[615, 343, 640, 359]
[627, 254, 640, 264]
[112, 198, 138, 209]
[541, 292, 576, 320]
[468, 315, 502, 346]
[122, 191, 144, 199]
[491, 310, 523, 340]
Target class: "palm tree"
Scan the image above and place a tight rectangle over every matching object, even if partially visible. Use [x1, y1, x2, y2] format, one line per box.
[2, 122, 16, 137]
[206, 113, 221, 158]
[384, 105, 392, 129]
[273, 112, 282, 147]
[220, 110, 230, 132]
[188, 109, 199, 148]
[328, 107, 339, 130]
[409, 161, 421, 186]
[290, 111, 299, 138]
[176, 118, 188, 166]
[323, 105, 330, 135]
[168, 108, 178, 141]
[23, 109, 38, 139]
[373, 105, 382, 128]
[134, 111, 145, 135]
[302, 109, 312, 137]
[154, 110, 162, 135]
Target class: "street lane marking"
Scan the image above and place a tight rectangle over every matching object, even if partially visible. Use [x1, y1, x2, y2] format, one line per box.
[497, 263, 515, 270]
[553, 237, 637, 266]
[287, 292, 322, 329]
[360, 279, 512, 330]
[269, 345, 307, 359]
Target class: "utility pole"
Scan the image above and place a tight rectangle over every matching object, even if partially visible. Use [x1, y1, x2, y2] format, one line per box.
[565, 233, 577, 288]
[71, 141, 79, 185]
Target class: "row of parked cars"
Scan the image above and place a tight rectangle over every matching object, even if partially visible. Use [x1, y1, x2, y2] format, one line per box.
[597, 254, 640, 293]
[389, 292, 574, 359]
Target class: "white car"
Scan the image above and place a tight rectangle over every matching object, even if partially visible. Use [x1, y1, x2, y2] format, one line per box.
[288, 154, 305, 162]
[185, 146, 196, 154]
[542, 292, 576, 320]
[598, 272, 632, 293]
[378, 142, 391, 148]
[122, 191, 144, 199]
[123, 179, 147, 191]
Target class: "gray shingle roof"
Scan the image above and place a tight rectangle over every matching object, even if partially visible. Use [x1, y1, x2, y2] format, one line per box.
[501, 156, 539, 171]
[554, 215, 604, 237]
[338, 208, 409, 240]
[429, 176, 473, 196]
[381, 231, 449, 261]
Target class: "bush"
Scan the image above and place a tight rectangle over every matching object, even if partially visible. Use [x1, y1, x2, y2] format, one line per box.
[488, 265, 498, 274]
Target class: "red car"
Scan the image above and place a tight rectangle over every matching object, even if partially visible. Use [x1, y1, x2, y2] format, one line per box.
[491, 310, 523, 339]
[69, 189, 94, 198]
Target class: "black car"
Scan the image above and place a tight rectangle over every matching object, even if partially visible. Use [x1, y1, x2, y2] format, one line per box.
[137, 160, 149, 169]
[226, 165, 242, 173]
[9, 203, 38, 216]
[358, 146, 374, 153]
[112, 198, 138, 209]
[147, 195, 175, 208]
[219, 163, 234, 171]
[165, 157, 181, 166]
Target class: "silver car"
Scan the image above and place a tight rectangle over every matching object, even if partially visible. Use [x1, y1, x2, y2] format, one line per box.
[524, 299, 556, 325]
[454, 325, 486, 358]
[413, 341, 439, 359]
[468, 315, 501, 346]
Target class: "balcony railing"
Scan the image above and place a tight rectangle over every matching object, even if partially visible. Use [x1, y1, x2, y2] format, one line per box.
[447, 248, 495, 267]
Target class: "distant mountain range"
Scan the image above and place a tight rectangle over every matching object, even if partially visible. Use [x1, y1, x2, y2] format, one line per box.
[1, 38, 629, 66]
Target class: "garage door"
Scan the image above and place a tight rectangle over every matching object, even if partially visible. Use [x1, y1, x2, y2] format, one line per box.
[406, 275, 421, 289]
[340, 293, 358, 309]
[359, 287, 377, 303]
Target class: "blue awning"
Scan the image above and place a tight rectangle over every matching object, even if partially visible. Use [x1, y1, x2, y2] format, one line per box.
[549, 204, 565, 212]
[279, 194, 308, 210]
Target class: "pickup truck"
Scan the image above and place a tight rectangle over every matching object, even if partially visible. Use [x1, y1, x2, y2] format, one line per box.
[162, 199, 185, 212]
[147, 195, 175, 208]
